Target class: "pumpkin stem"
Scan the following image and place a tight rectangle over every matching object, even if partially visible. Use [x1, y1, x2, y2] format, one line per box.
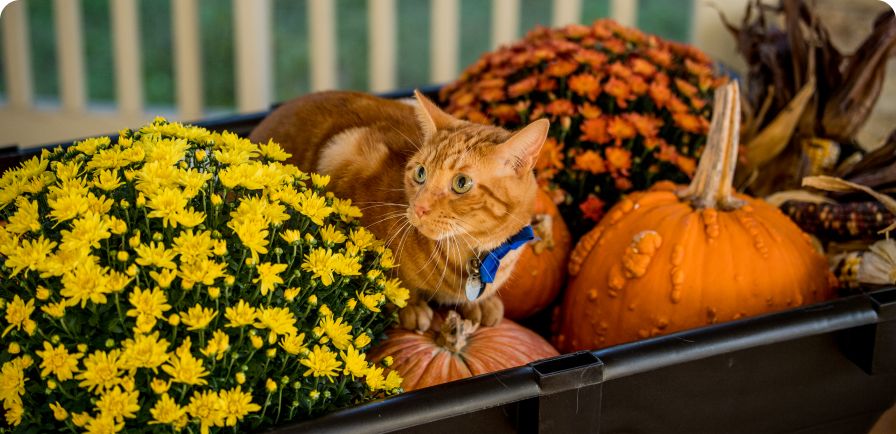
[531, 213, 555, 254]
[436, 310, 479, 353]
[679, 81, 745, 210]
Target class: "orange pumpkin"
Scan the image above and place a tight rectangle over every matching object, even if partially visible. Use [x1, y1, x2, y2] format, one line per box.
[369, 310, 559, 391]
[554, 82, 836, 353]
[501, 188, 572, 319]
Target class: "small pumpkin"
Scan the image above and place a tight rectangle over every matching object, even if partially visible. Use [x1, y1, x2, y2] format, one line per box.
[554, 82, 837, 352]
[501, 188, 572, 319]
[369, 310, 559, 391]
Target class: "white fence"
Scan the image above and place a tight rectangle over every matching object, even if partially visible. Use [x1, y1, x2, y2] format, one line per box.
[0, 0, 749, 148]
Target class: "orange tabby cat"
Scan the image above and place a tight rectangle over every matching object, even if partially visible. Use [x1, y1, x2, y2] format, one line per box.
[249, 90, 547, 331]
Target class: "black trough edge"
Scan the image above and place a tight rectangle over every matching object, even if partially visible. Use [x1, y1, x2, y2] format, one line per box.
[594, 290, 882, 381]
[840, 287, 896, 374]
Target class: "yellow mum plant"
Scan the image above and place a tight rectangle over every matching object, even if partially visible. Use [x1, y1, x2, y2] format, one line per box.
[0, 119, 407, 433]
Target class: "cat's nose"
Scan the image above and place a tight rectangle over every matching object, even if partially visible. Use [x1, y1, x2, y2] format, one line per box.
[414, 204, 430, 218]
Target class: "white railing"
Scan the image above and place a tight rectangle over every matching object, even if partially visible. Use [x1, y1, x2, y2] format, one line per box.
[0, 0, 749, 148]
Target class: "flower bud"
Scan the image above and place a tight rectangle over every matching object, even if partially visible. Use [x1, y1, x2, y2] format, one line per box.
[116, 251, 129, 262]
[266, 378, 277, 392]
[235, 372, 246, 384]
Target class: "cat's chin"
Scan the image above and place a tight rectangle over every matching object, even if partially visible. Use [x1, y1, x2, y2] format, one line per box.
[413, 224, 450, 241]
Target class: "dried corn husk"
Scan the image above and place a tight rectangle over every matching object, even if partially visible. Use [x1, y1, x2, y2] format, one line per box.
[803, 176, 896, 234]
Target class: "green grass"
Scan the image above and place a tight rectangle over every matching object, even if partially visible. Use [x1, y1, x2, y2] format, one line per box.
[4, 0, 693, 109]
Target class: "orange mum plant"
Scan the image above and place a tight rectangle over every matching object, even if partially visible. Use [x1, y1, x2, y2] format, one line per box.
[440, 19, 726, 234]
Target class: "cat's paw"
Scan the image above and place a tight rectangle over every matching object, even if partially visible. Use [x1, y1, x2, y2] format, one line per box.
[398, 300, 434, 332]
[460, 296, 504, 327]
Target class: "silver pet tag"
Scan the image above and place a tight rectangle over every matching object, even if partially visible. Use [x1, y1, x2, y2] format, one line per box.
[465, 258, 486, 301]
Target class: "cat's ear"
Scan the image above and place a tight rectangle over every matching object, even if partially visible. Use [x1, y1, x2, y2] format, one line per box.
[414, 89, 456, 140]
[497, 118, 549, 175]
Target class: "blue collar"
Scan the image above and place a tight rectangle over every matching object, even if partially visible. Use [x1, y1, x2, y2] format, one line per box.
[479, 225, 536, 284]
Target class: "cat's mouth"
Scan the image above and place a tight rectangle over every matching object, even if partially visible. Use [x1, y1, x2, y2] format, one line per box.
[407, 209, 457, 240]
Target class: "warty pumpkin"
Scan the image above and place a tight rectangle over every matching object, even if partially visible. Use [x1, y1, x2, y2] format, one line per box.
[369, 310, 558, 391]
[500, 188, 572, 319]
[554, 82, 837, 352]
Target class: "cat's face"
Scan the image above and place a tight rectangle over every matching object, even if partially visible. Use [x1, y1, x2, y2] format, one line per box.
[404, 92, 549, 249]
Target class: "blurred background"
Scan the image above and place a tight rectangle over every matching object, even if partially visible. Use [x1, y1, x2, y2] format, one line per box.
[0, 0, 892, 148]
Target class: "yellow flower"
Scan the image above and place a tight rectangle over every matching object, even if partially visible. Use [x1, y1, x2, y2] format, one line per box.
[300, 345, 342, 381]
[230, 218, 269, 262]
[332, 197, 363, 222]
[135, 241, 178, 269]
[149, 393, 186, 426]
[48, 193, 88, 222]
[5, 236, 57, 276]
[224, 300, 256, 328]
[220, 386, 261, 426]
[176, 208, 206, 227]
[201, 330, 230, 360]
[71, 411, 91, 427]
[279, 229, 302, 245]
[96, 386, 140, 421]
[295, 190, 333, 225]
[4, 400, 23, 426]
[126, 287, 171, 332]
[365, 365, 385, 391]
[249, 334, 263, 349]
[150, 378, 170, 394]
[354, 333, 371, 348]
[279, 333, 307, 355]
[162, 337, 208, 386]
[59, 212, 111, 252]
[320, 225, 347, 246]
[382, 278, 410, 308]
[254, 306, 298, 339]
[283, 287, 301, 301]
[265, 378, 277, 392]
[340, 345, 368, 377]
[36, 341, 82, 381]
[84, 414, 124, 434]
[310, 173, 330, 188]
[2, 295, 35, 337]
[314, 314, 353, 350]
[6, 197, 41, 234]
[60, 260, 112, 307]
[50, 401, 69, 421]
[186, 389, 224, 434]
[41, 301, 66, 318]
[77, 349, 123, 392]
[180, 304, 218, 331]
[7, 342, 19, 354]
[253, 262, 287, 296]
[93, 169, 123, 191]
[146, 187, 188, 228]
[302, 247, 337, 286]
[179, 257, 227, 287]
[258, 139, 291, 161]
[384, 370, 403, 391]
[235, 372, 246, 384]
[0, 357, 29, 405]
[149, 268, 178, 289]
[357, 291, 384, 313]
[176, 168, 212, 197]
[173, 230, 214, 262]
[121, 332, 170, 370]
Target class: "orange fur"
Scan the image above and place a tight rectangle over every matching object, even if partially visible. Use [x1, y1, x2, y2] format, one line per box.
[249, 91, 548, 329]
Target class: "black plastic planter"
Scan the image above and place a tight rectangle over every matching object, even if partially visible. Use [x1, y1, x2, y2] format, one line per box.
[1, 88, 893, 433]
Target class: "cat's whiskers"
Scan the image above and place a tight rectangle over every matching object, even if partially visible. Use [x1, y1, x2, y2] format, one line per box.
[364, 210, 409, 229]
[393, 219, 415, 266]
[388, 124, 422, 152]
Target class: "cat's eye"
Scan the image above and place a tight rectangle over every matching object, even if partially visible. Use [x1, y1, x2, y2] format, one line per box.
[413, 164, 426, 184]
[452, 173, 473, 194]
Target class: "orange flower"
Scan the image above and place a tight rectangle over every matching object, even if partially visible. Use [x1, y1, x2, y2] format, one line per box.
[672, 112, 707, 134]
[569, 74, 601, 100]
[616, 25, 647, 44]
[451, 91, 475, 108]
[667, 95, 690, 114]
[579, 102, 603, 119]
[574, 50, 607, 69]
[579, 195, 606, 222]
[508, 76, 538, 98]
[630, 58, 657, 77]
[573, 150, 607, 174]
[480, 87, 506, 102]
[604, 77, 633, 108]
[629, 75, 648, 95]
[607, 62, 632, 79]
[656, 141, 679, 163]
[545, 60, 578, 77]
[624, 113, 663, 138]
[685, 58, 712, 77]
[489, 104, 520, 123]
[538, 76, 558, 92]
[536, 138, 565, 173]
[644, 136, 667, 151]
[690, 97, 707, 111]
[607, 116, 637, 144]
[476, 77, 506, 89]
[580, 118, 610, 144]
[676, 156, 696, 177]
[605, 147, 632, 173]
[614, 176, 633, 191]
[674, 78, 698, 98]
[646, 47, 672, 68]
[466, 110, 490, 125]
[603, 39, 627, 55]
[545, 99, 575, 117]
[649, 82, 672, 110]
[592, 20, 613, 39]
[564, 24, 592, 39]
[533, 48, 558, 62]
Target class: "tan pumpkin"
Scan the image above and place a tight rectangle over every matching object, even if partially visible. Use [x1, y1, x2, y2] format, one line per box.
[369, 310, 559, 391]
[554, 82, 837, 353]
[501, 188, 572, 319]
